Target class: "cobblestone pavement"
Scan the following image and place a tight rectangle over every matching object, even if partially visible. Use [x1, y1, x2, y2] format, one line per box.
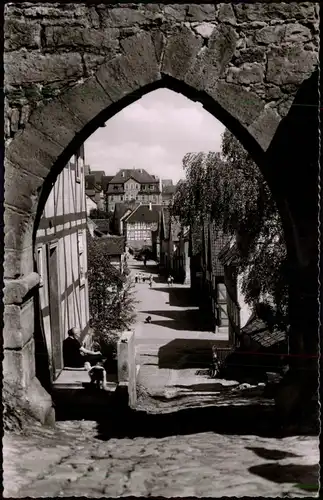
[3, 260, 320, 497]
[4, 419, 319, 497]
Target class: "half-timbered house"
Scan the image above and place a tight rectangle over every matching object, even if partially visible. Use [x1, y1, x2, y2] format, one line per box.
[35, 145, 90, 380]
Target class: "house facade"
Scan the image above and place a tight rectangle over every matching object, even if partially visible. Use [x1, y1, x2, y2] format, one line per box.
[35, 145, 90, 381]
[106, 168, 161, 212]
[161, 180, 176, 206]
[123, 203, 162, 251]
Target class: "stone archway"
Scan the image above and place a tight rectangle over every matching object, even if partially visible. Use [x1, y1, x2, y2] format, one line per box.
[4, 3, 319, 422]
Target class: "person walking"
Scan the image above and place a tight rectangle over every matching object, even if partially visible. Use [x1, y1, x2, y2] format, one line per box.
[135, 274, 138, 283]
[149, 275, 153, 288]
[167, 275, 171, 287]
[170, 275, 174, 286]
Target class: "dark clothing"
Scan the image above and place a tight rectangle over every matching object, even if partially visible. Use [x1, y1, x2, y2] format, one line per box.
[63, 336, 102, 368]
[63, 336, 84, 368]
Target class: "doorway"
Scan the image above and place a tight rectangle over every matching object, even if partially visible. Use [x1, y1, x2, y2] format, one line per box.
[47, 242, 62, 379]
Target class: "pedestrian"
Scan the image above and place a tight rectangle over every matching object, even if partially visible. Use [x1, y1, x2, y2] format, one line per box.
[170, 275, 174, 286]
[138, 273, 142, 283]
[149, 275, 153, 288]
[135, 274, 138, 283]
[167, 275, 171, 287]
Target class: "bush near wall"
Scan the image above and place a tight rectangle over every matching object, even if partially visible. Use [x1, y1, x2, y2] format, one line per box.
[87, 237, 137, 371]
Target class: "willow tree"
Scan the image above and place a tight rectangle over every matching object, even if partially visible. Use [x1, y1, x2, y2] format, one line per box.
[171, 129, 288, 328]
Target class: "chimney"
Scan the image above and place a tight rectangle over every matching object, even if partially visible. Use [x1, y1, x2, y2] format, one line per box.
[121, 171, 125, 178]
[149, 202, 152, 211]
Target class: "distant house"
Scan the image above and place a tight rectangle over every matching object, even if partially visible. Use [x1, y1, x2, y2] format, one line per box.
[85, 174, 105, 211]
[86, 193, 97, 215]
[123, 203, 162, 251]
[112, 201, 138, 235]
[101, 235, 126, 273]
[161, 180, 176, 206]
[106, 168, 161, 212]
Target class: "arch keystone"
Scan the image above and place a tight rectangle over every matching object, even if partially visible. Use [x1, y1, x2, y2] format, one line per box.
[162, 26, 203, 81]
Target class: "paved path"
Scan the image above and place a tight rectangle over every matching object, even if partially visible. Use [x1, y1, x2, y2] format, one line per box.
[3, 258, 320, 497]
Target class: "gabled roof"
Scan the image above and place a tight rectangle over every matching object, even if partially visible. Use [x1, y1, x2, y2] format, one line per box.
[92, 219, 110, 233]
[101, 175, 113, 192]
[109, 169, 159, 184]
[218, 236, 237, 264]
[124, 204, 162, 224]
[100, 235, 125, 255]
[241, 314, 287, 348]
[114, 201, 138, 221]
[85, 174, 101, 192]
[162, 185, 176, 195]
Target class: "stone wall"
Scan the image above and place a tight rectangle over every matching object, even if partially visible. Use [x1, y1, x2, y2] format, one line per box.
[5, 3, 319, 148]
[3, 2, 319, 424]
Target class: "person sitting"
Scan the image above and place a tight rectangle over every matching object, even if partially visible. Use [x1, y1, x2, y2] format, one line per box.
[145, 316, 152, 324]
[63, 327, 102, 369]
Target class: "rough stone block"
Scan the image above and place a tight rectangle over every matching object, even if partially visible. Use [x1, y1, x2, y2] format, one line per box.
[4, 18, 41, 51]
[164, 5, 187, 21]
[29, 98, 84, 148]
[226, 62, 264, 85]
[255, 23, 311, 45]
[60, 76, 112, 125]
[186, 4, 216, 21]
[104, 7, 147, 27]
[4, 245, 34, 280]
[44, 26, 119, 55]
[97, 32, 160, 101]
[5, 159, 43, 213]
[24, 377, 55, 425]
[267, 45, 318, 85]
[234, 3, 318, 23]
[4, 273, 40, 305]
[218, 4, 236, 25]
[248, 105, 281, 151]
[4, 337, 36, 389]
[4, 205, 33, 251]
[209, 82, 265, 127]
[193, 23, 216, 39]
[6, 124, 61, 177]
[4, 51, 84, 86]
[233, 47, 266, 65]
[162, 26, 203, 81]
[4, 300, 35, 349]
[83, 53, 106, 76]
[185, 25, 237, 90]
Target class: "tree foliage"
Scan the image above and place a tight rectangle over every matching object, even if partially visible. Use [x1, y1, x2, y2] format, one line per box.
[89, 208, 113, 221]
[171, 130, 288, 326]
[87, 235, 137, 359]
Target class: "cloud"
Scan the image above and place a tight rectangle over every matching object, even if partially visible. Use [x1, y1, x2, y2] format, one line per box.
[84, 88, 225, 182]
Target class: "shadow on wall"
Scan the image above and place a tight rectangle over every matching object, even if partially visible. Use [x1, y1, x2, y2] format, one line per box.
[157, 338, 215, 369]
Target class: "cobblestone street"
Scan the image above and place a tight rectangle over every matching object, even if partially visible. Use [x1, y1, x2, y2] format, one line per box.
[3, 260, 320, 497]
[4, 419, 319, 497]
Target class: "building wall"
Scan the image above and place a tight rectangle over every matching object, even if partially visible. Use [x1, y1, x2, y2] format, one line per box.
[86, 195, 97, 215]
[126, 221, 153, 245]
[35, 148, 90, 379]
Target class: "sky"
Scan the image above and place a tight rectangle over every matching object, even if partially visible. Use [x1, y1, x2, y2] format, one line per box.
[84, 88, 225, 183]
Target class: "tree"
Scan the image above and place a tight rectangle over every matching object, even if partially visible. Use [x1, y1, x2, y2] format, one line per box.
[171, 130, 288, 327]
[87, 235, 137, 365]
[89, 208, 113, 221]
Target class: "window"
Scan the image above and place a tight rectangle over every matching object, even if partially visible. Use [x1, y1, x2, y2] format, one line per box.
[78, 231, 85, 286]
[121, 196, 123, 201]
[73, 155, 81, 183]
[36, 245, 44, 287]
[136, 184, 139, 189]
[110, 196, 114, 201]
